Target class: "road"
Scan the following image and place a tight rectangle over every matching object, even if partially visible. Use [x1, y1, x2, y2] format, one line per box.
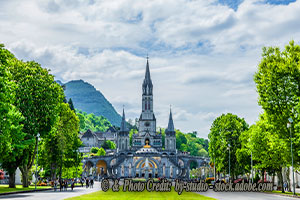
[198, 189, 300, 200]
[0, 182, 100, 200]
[1, 181, 299, 200]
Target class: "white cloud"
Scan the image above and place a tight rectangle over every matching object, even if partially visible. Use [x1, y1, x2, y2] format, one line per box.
[1, 0, 299, 137]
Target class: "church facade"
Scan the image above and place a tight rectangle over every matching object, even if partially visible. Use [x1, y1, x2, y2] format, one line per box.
[82, 59, 208, 179]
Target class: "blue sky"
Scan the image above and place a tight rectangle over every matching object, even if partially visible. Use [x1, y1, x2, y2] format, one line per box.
[1, 0, 300, 138]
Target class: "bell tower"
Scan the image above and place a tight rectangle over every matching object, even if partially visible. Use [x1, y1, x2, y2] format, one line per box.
[138, 57, 156, 136]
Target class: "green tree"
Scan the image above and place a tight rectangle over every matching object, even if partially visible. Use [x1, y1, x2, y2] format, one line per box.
[97, 148, 106, 156]
[129, 128, 138, 146]
[208, 113, 249, 179]
[239, 114, 289, 192]
[101, 140, 116, 149]
[176, 131, 187, 151]
[90, 147, 99, 154]
[198, 149, 209, 157]
[254, 41, 300, 191]
[76, 109, 111, 132]
[68, 98, 75, 111]
[7, 59, 64, 187]
[0, 45, 25, 188]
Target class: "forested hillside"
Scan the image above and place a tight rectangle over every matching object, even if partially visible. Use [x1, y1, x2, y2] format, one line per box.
[63, 80, 122, 126]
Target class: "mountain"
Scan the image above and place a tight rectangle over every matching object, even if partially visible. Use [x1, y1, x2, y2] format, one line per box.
[62, 80, 122, 126]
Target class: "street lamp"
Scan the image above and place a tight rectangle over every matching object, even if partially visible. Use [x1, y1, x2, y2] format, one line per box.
[76, 149, 79, 182]
[248, 138, 253, 183]
[35, 133, 40, 190]
[251, 151, 253, 183]
[214, 154, 216, 182]
[287, 117, 295, 195]
[227, 144, 231, 181]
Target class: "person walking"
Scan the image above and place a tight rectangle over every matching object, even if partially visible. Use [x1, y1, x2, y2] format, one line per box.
[60, 179, 63, 192]
[284, 182, 288, 191]
[86, 178, 89, 188]
[90, 179, 94, 188]
[64, 179, 68, 191]
[71, 179, 75, 191]
[54, 179, 58, 192]
[80, 178, 84, 187]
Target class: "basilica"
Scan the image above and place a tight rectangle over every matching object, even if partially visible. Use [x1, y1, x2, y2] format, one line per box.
[82, 59, 207, 179]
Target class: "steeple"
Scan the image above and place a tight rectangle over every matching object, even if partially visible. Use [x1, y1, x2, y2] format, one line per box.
[166, 107, 175, 133]
[120, 107, 128, 132]
[142, 57, 153, 95]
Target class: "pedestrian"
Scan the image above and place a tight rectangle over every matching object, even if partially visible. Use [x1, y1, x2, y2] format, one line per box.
[64, 179, 68, 191]
[80, 178, 84, 187]
[60, 179, 63, 192]
[54, 179, 58, 192]
[86, 178, 89, 188]
[90, 179, 94, 188]
[284, 182, 288, 191]
[71, 179, 75, 191]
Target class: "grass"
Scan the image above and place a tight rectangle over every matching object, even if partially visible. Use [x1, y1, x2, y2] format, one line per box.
[0, 184, 51, 194]
[268, 190, 300, 196]
[65, 187, 216, 200]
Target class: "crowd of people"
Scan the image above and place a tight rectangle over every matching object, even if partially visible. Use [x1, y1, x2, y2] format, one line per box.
[53, 177, 95, 192]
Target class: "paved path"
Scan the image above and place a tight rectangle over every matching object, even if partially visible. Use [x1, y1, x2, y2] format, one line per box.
[198, 189, 300, 200]
[0, 182, 100, 200]
[1, 181, 300, 200]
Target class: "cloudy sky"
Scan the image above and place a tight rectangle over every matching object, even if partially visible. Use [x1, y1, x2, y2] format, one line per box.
[1, 0, 300, 138]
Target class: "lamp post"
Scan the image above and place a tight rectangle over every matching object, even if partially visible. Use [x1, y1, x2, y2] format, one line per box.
[287, 117, 295, 195]
[227, 144, 231, 181]
[251, 151, 253, 183]
[35, 133, 40, 190]
[76, 149, 78, 182]
[214, 156, 216, 182]
[248, 138, 253, 183]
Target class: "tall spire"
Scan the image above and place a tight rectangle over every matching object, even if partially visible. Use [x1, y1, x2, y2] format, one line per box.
[166, 107, 175, 132]
[143, 56, 153, 95]
[120, 107, 128, 132]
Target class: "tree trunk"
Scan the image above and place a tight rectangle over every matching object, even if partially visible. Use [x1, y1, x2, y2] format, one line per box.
[286, 167, 292, 192]
[20, 167, 30, 187]
[8, 171, 16, 188]
[278, 169, 285, 193]
[261, 170, 264, 183]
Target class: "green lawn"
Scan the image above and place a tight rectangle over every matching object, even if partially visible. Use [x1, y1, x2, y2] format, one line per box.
[65, 188, 216, 200]
[0, 185, 51, 194]
[267, 190, 299, 196]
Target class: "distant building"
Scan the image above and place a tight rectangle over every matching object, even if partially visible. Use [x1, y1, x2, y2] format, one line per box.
[80, 127, 117, 152]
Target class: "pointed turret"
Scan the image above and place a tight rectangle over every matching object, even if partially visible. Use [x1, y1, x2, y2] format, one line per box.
[166, 108, 175, 133]
[142, 57, 153, 95]
[165, 107, 176, 151]
[120, 108, 128, 132]
[118, 107, 129, 151]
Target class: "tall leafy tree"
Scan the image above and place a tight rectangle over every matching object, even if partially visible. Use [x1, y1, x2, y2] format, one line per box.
[208, 113, 249, 179]
[7, 59, 64, 187]
[0, 45, 25, 188]
[254, 41, 300, 190]
[239, 114, 289, 192]
[40, 102, 81, 180]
